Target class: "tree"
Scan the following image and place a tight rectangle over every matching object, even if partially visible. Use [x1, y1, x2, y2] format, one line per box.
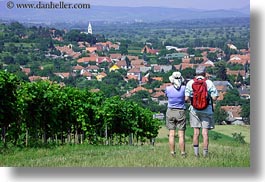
[5, 64, 20, 73]
[244, 61, 250, 73]
[207, 52, 218, 62]
[0, 41, 4, 53]
[157, 58, 169, 65]
[213, 105, 228, 124]
[215, 61, 228, 81]
[220, 88, 241, 106]
[171, 58, 182, 65]
[125, 56, 131, 69]
[99, 83, 120, 97]
[127, 90, 150, 104]
[187, 47, 195, 55]
[5, 43, 18, 54]
[244, 76, 250, 85]
[119, 44, 128, 55]
[236, 73, 244, 86]
[181, 68, 196, 80]
[240, 100, 250, 124]
[15, 53, 29, 65]
[3, 55, 15, 64]
[64, 30, 96, 44]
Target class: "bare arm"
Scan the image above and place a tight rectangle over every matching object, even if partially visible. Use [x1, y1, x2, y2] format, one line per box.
[185, 96, 190, 102]
[211, 95, 218, 101]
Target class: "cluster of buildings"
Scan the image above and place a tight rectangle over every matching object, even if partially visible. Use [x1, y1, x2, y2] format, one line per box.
[21, 22, 250, 125]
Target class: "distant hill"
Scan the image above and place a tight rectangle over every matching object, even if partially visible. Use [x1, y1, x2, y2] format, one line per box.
[0, 0, 249, 24]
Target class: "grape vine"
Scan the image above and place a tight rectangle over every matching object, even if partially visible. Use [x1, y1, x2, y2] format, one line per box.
[0, 71, 162, 147]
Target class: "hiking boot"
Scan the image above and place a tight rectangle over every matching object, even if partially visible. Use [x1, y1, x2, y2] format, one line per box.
[181, 152, 187, 158]
[203, 150, 208, 158]
[170, 151, 176, 158]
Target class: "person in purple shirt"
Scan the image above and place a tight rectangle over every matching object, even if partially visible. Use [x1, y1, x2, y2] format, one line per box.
[165, 71, 186, 158]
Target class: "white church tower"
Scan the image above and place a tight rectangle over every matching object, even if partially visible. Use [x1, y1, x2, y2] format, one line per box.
[87, 22, 92, 35]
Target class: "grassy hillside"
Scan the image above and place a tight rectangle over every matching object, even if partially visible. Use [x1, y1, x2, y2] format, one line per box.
[0, 125, 250, 167]
[213, 125, 250, 143]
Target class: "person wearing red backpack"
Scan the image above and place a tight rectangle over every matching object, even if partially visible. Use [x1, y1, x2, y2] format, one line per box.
[185, 65, 219, 157]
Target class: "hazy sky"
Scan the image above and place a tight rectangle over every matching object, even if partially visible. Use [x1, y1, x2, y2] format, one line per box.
[50, 0, 250, 10]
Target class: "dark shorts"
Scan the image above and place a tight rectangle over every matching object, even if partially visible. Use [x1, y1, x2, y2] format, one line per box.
[166, 108, 186, 131]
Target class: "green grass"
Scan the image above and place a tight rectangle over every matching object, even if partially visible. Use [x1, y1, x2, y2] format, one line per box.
[0, 125, 250, 167]
[157, 125, 250, 145]
[213, 125, 250, 143]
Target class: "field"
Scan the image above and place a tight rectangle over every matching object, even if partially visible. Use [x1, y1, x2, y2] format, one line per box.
[0, 125, 250, 167]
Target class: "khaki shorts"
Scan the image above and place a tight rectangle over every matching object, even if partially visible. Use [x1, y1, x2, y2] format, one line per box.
[189, 111, 214, 129]
[166, 108, 186, 131]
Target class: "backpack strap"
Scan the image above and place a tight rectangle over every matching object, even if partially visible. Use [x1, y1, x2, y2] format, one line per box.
[194, 76, 207, 82]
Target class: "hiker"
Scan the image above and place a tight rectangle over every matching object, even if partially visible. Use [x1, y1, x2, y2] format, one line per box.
[185, 65, 219, 157]
[165, 71, 186, 157]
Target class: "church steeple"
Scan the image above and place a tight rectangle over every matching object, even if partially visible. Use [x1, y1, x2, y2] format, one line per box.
[87, 22, 92, 35]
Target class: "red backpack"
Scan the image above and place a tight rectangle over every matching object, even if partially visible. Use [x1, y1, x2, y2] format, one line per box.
[191, 78, 209, 110]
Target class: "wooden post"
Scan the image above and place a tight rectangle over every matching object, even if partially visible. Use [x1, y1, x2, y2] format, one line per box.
[150, 138, 155, 146]
[80, 133, 83, 144]
[75, 129, 78, 144]
[105, 125, 108, 145]
[55, 134, 58, 144]
[67, 129, 71, 144]
[26, 129, 28, 147]
[129, 133, 133, 145]
[1, 126, 6, 144]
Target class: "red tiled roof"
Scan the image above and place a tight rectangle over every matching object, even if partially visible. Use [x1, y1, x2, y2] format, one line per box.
[29, 76, 42, 82]
[97, 57, 112, 64]
[98, 72, 107, 77]
[152, 77, 163, 82]
[55, 45, 81, 58]
[141, 45, 159, 54]
[28, 76, 49, 82]
[155, 83, 171, 92]
[129, 86, 152, 94]
[109, 53, 122, 60]
[90, 88, 101, 92]
[131, 59, 144, 66]
[180, 63, 196, 70]
[22, 68, 31, 75]
[86, 65, 99, 71]
[116, 60, 127, 67]
[54, 72, 70, 79]
[128, 67, 141, 74]
[86, 47, 98, 53]
[151, 91, 165, 98]
[226, 69, 246, 77]
[73, 65, 84, 70]
[141, 76, 149, 83]
[217, 92, 226, 101]
[228, 54, 250, 65]
[77, 55, 98, 63]
[127, 75, 138, 80]
[126, 55, 139, 61]
[81, 70, 92, 77]
[221, 105, 242, 118]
